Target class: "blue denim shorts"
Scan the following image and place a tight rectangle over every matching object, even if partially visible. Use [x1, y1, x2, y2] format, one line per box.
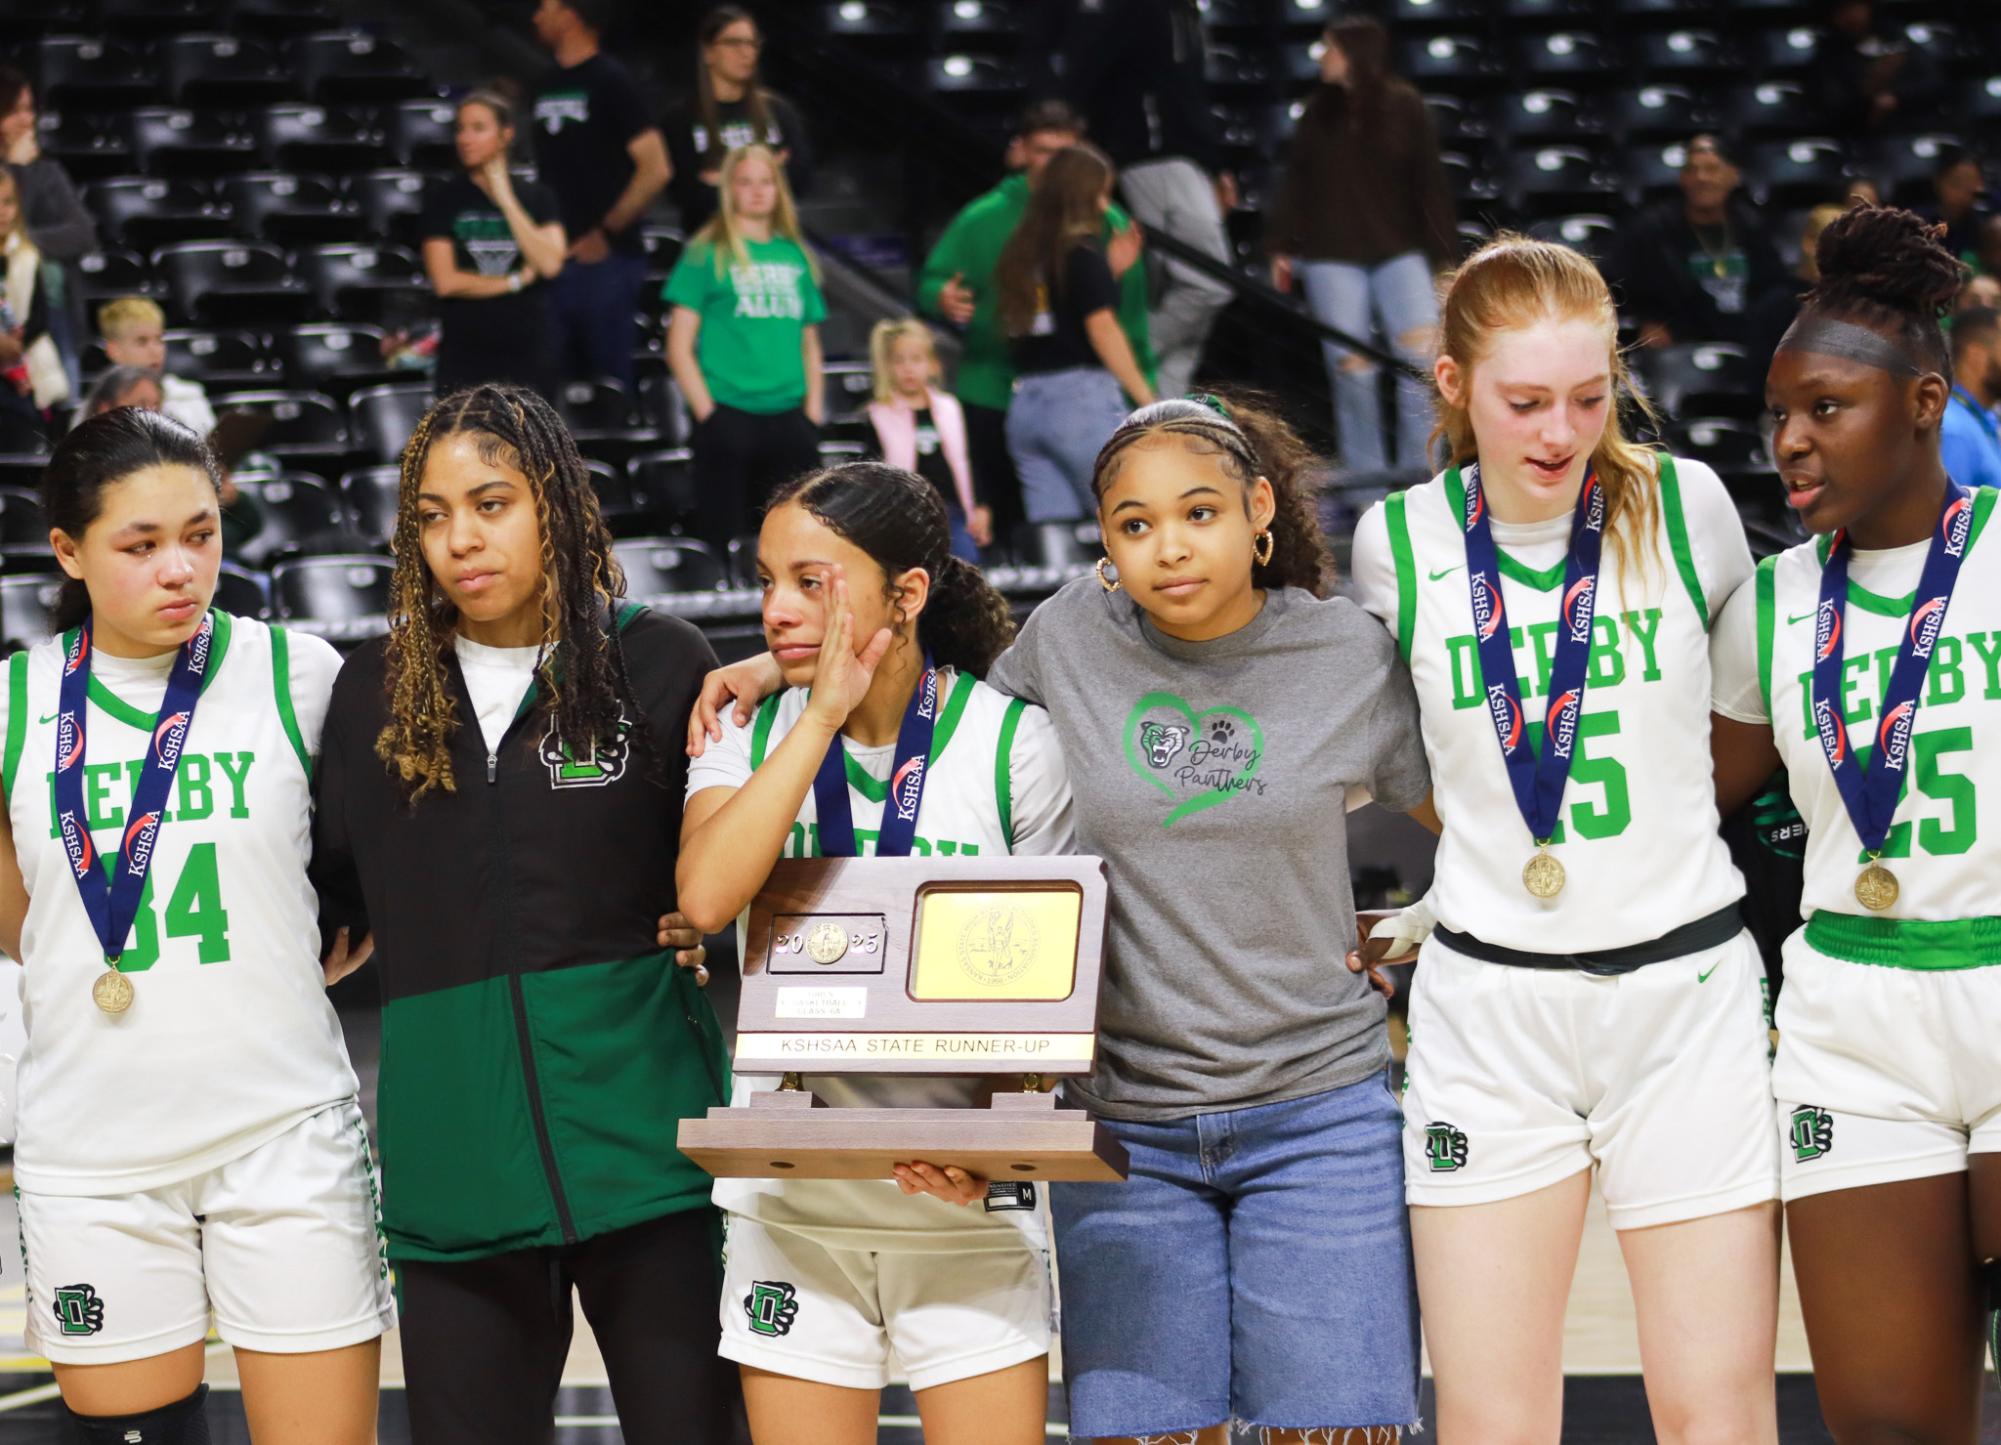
[1052, 1070, 1421, 1439]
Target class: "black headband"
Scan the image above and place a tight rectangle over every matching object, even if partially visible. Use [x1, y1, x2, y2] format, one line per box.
[1777, 315, 1927, 379]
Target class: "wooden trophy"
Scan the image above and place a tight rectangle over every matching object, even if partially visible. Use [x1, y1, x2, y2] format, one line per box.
[677, 855, 1128, 1182]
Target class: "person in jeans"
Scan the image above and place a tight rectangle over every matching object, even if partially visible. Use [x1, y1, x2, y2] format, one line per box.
[1267, 16, 1455, 472]
[529, 0, 671, 393]
[916, 99, 1153, 545]
[996, 145, 1154, 524]
[1047, 0, 1235, 399]
[663, 6, 813, 236]
[664, 143, 824, 547]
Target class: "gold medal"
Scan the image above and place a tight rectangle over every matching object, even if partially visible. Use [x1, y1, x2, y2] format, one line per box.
[806, 921, 850, 965]
[1522, 847, 1566, 899]
[92, 969, 133, 1015]
[1854, 860, 1899, 912]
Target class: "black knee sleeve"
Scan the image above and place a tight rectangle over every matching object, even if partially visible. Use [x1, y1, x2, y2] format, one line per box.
[66, 1383, 211, 1445]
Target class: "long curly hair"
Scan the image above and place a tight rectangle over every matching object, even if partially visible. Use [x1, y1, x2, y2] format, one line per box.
[766, 462, 1017, 676]
[376, 384, 636, 801]
[1796, 204, 1961, 377]
[1089, 391, 1336, 597]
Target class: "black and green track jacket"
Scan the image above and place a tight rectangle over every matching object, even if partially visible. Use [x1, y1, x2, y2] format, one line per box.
[310, 606, 729, 1263]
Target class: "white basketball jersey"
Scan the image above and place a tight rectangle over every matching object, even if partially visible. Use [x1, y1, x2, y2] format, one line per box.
[684, 667, 1075, 1250]
[1718, 486, 2001, 924]
[1, 613, 358, 1195]
[1352, 456, 1748, 951]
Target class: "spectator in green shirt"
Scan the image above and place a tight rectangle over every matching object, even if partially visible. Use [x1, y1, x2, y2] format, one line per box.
[665, 143, 826, 548]
[917, 99, 1153, 546]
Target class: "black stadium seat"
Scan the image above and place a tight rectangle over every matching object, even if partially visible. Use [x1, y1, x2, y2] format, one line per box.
[153, 240, 311, 325]
[271, 554, 395, 622]
[1724, 81, 1812, 140]
[1516, 32, 1620, 89]
[163, 327, 272, 388]
[256, 104, 389, 173]
[231, 473, 350, 565]
[349, 169, 431, 246]
[1399, 35, 1497, 93]
[72, 247, 160, 304]
[209, 391, 349, 474]
[0, 487, 46, 547]
[337, 464, 401, 543]
[348, 382, 433, 464]
[1491, 89, 1597, 143]
[34, 37, 156, 109]
[87, 178, 231, 250]
[274, 323, 395, 395]
[612, 537, 727, 595]
[582, 459, 654, 536]
[1621, 139, 1693, 205]
[1869, 132, 1968, 208]
[1, 575, 63, 655]
[211, 561, 269, 619]
[1632, 342, 1757, 420]
[227, 0, 339, 38]
[121, 108, 260, 179]
[628, 449, 695, 531]
[938, 0, 1022, 39]
[1526, 212, 1618, 261]
[100, 0, 221, 34]
[1603, 85, 1709, 144]
[38, 110, 134, 182]
[383, 99, 458, 170]
[1755, 26, 1821, 78]
[1673, 417, 1770, 483]
[161, 34, 293, 106]
[1744, 137, 1847, 208]
[1389, 0, 1487, 27]
[292, 30, 435, 103]
[223, 172, 365, 245]
[1963, 75, 2001, 127]
[294, 243, 427, 322]
[1633, 29, 1733, 81]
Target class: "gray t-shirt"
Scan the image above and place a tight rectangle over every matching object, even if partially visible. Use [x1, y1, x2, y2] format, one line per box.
[987, 577, 1430, 1120]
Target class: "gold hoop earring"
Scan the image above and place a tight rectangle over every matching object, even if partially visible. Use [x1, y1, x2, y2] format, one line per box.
[1253, 531, 1275, 567]
[1095, 557, 1121, 593]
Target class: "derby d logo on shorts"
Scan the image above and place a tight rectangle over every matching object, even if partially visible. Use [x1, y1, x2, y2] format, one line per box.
[53, 1284, 104, 1337]
[744, 1281, 799, 1338]
[1789, 1106, 1834, 1164]
[539, 710, 633, 789]
[1425, 1122, 1469, 1172]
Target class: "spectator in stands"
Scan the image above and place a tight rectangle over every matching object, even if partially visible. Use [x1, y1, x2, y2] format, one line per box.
[917, 99, 1152, 549]
[97, 296, 215, 435]
[0, 67, 94, 399]
[1048, 0, 1234, 399]
[530, 0, 671, 394]
[1810, 0, 1942, 138]
[1607, 135, 1789, 349]
[1748, 204, 1844, 372]
[996, 144, 1155, 523]
[77, 365, 162, 420]
[1942, 306, 2001, 489]
[0, 165, 66, 435]
[422, 89, 568, 401]
[1920, 150, 1989, 270]
[865, 318, 987, 563]
[1267, 16, 1454, 473]
[665, 143, 824, 548]
[1959, 273, 2001, 313]
[664, 7, 812, 237]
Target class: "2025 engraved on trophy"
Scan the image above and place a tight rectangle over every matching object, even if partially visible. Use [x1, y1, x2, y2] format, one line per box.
[676, 855, 1128, 1181]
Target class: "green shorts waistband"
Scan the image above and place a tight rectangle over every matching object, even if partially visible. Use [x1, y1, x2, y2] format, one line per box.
[1804, 911, 2001, 970]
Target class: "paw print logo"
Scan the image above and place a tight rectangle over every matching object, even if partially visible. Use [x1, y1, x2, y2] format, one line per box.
[1208, 717, 1236, 746]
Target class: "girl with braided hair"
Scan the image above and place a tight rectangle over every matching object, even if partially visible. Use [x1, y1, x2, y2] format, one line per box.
[309, 384, 741, 1442]
[675, 460, 1072, 1444]
[689, 393, 1431, 1442]
[1712, 205, 2001, 1437]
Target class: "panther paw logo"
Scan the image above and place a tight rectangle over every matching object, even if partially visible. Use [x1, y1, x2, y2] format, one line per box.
[1207, 717, 1236, 746]
[744, 1280, 799, 1338]
[52, 1284, 104, 1337]
[1425, 1122, 1469, 1172]
[1789, 1105, 1834, 1163]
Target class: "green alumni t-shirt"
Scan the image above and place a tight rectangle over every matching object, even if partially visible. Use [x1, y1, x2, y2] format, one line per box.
[663, 235, 827, 414]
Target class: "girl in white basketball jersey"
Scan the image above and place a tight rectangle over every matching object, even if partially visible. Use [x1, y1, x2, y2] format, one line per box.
[1711, 206, 2001, 1439]
[0, 409, 389, 1445]
[676, 461, 1074, 1445]
[1347, 237, 1781, 1442]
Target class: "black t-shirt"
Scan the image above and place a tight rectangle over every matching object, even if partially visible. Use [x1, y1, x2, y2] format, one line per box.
[910, 406, 958, 510]
[1010, 242, 1120, 376]
[662, 90, 811, 233]
[420, 173, 559, 365]
[531, 54, 653, 255]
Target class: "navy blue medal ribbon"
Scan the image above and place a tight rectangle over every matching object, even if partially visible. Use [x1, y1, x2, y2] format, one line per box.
[54, 614, 215, 1011]
[810, 656, 938, 858]
[1458, 463, 1607, 896]
[1809, 483, 1973, 910]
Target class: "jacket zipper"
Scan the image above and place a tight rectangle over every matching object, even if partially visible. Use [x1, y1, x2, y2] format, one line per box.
[480, 698, 578, 1245]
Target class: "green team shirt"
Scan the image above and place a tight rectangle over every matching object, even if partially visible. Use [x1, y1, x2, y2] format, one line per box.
[663, 235, 826, 414]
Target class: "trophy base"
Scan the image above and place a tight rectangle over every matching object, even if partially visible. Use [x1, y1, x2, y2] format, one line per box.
[678, 1090, 1130, 1181]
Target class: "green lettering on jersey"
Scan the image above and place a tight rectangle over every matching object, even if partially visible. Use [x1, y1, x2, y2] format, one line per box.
[163, 841, 231, 963]
[1445, 611, 1656, 710]
[1585, 616, 1626, 689]
[213, 751, 255, 818]
[1855, 727, 1979, 862]
[1518, 707, 1633, 843]
[1622, 608, 1665, 682]
[175, 753, 214, 822]
[1840, 653, 1872, 725]
[1928, 636, 1965, 708]
[1966, 631, 2001, 700]
[83, 763, 120, 831]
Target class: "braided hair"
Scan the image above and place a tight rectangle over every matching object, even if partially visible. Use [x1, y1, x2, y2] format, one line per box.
[376, 384, 637, 801]
[766, 462, 1016, 676]
[1799, 204, 1962, 376]
[1089, 391, 1335, 597]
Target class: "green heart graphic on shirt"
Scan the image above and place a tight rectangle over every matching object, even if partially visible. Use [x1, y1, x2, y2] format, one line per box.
[1122, 691, 1265, 828]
